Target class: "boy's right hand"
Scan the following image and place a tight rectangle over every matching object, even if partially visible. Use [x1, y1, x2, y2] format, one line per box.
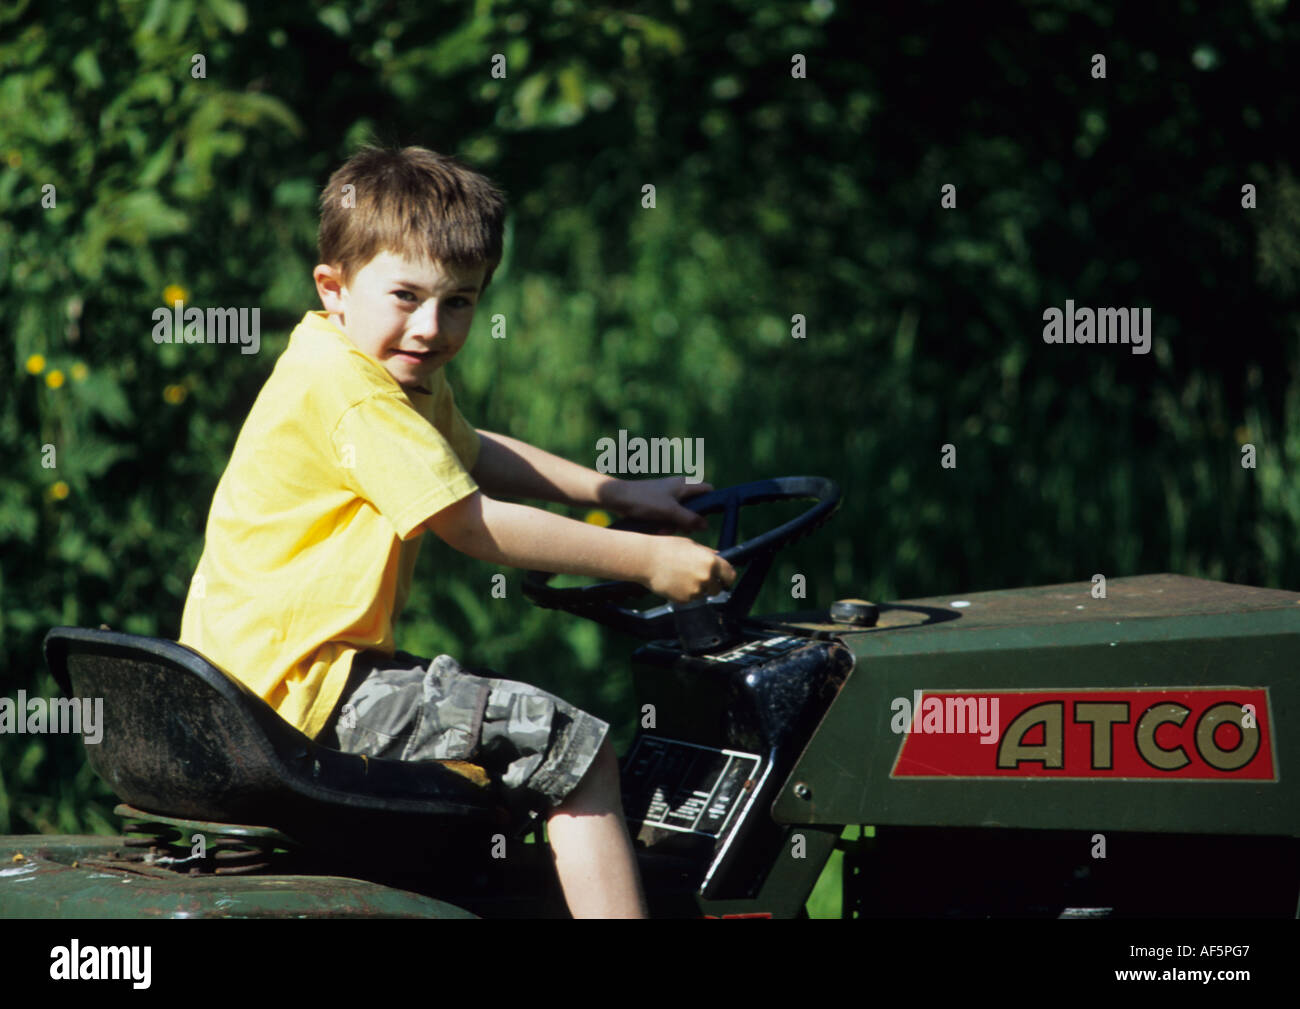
[644, 536, 737, 604]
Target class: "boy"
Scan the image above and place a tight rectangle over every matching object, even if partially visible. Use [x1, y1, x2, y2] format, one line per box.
[179, 145, 735, 918]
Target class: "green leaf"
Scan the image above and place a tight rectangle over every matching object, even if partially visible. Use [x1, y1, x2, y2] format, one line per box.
[137, 134, 176, 188]
[138, 0, 171, 35]
[318, 5, 348, 36]
[205, 0, 247, 34]
[78, 372, 134, 426]
[71, 48, 103, 90]
[165, 0, 196, 41]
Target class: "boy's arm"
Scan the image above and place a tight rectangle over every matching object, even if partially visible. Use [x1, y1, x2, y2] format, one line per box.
[472, 429, 708, 529]
[472, 429, 620, 506]
[425, 491, 734, 604]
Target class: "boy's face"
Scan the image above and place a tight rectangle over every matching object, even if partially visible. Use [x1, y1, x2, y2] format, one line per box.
[314, 251, 486, 391]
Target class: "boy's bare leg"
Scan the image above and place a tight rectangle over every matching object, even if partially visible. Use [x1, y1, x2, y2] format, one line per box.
[547, 739, 648, 918]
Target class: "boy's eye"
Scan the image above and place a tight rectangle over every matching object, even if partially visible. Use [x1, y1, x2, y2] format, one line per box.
[393, 291, 474, 308]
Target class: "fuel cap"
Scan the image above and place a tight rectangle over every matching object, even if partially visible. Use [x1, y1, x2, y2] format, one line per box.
[829, 598, 879, 626]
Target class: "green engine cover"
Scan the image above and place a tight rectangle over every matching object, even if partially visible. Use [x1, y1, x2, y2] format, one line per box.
[772, 574, 1300, 836]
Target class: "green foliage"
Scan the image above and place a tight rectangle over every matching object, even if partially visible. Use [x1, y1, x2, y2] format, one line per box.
[2, 0, 1300, 869]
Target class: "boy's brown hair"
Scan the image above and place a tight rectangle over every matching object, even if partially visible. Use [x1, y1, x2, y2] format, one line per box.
[318, 145, 507, 290]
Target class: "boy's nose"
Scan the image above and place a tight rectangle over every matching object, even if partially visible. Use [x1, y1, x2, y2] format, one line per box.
[409, 304, 440, 338]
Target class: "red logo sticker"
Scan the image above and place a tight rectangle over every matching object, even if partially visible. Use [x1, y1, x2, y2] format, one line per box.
[891, 689, 1273, 780]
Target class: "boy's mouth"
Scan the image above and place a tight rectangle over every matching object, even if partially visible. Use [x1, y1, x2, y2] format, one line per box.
[392, 349, 434, 364]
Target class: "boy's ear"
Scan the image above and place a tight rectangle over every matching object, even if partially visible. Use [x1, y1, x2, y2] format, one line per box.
[314, 264, 347, 313]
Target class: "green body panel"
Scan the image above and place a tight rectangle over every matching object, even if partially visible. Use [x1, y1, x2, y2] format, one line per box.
[0, 836, 477, 918]
[0, 832, 832, 919]
[772, 574, 1300, 835]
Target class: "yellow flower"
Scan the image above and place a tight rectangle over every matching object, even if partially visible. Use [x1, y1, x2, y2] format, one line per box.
[45, 369, 65, 389]
[584, 508, 612, 527]
[163, 383, 187, 404]
[163, 284, 188, 307]
[71, 362, 88, 381]
[1235, 426, 1251, 445]
[25, 353, 45, 374]
[51, 481, 70, 501]
[6, 150, 20, 169]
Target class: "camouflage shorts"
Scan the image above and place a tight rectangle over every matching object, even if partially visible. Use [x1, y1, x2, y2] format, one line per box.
[325, 650, 609, 813]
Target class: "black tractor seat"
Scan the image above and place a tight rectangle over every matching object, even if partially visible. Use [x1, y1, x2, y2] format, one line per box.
[43, 628, 510, 847]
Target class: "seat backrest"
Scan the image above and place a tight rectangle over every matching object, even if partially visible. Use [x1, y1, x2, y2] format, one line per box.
[43, 627, 501, 832]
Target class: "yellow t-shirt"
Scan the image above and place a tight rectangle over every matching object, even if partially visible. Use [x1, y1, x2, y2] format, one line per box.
[179, 310, 481, 739]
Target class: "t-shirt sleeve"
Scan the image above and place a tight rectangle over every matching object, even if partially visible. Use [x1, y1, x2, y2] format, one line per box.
[431, 372, 482, 475]
[333, 389, 479, 541]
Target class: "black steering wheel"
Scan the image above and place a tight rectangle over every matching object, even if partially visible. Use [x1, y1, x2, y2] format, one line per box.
[522, 476, 840, 651]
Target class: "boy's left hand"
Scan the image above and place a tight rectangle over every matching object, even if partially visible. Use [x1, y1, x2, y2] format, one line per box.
[606, 477, 713, 533]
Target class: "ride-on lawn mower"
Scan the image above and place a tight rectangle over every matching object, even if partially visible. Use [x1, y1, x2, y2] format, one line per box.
[3, 477, 1297, 918]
